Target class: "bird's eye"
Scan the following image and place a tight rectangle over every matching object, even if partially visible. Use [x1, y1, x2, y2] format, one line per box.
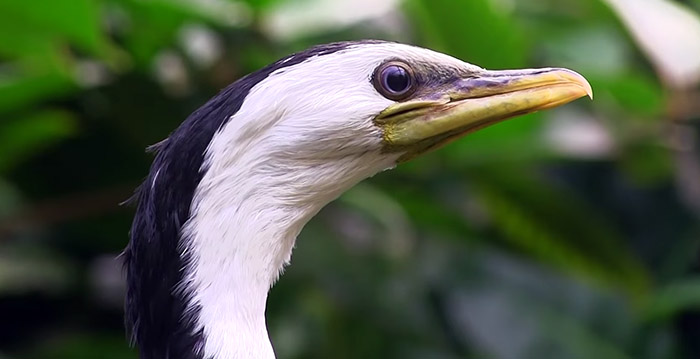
[374, 62, 415, 100]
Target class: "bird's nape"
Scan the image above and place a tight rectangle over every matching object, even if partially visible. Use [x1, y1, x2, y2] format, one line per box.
[123, 40, 592, 359]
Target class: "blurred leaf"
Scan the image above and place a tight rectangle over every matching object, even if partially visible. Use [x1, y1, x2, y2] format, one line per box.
[0, 28, 59, 64]
[339, 183, 415, 259]
[0, 0, 107, 56]
[645, 277, 700, 321]
[261, 0, 398, 41]
[29, 333, 137, 359]
[405, 0, 527, 68]
[540, 24, 632, 76]
[445, 250, 637, 359]
[603, 0, 700, 88]
[658, 231, 700, 281]
[139, 0, 251, 25]
[119, 0, 250, 66]
[0, 110, 77, 172]
[0, 245, 73, 295]
[619, 142, 673, 186]
[0, 179, 21, 217]
[0, 69, 76, 114]
[589, 73, 664, 117]
[536, 307, 633, 359]
[119, 0, 192, 66]
[473, 168, 649, 296]
[242, 0, 284, 11]
[441, 113, 550, 166]
[378, 177, 476, 238]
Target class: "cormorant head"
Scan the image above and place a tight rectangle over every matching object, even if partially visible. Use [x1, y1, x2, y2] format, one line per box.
[210, 40, 591, 199]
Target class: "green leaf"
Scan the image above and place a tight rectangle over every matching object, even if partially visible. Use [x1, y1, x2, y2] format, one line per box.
[119, 0, 243, 67]
[535, 305, 633, 359]
[0, 245, 73, 295]
[619, 142, 673, 186]
[0, 27, 58, 62]
[28, 333, 137, 359]
[442, 112, 550, 166]
[339, 183, 415, 257]
[447, 250, 638, 359]
[373, 176, 476, 238]
[589, 73, 664, 117]
[404, 0, 527, 68]
[538, 24, 632, 76]
[0, 70, 76, 114]
[473, 167, 649, 296]
[0, 0, 107, 56]
[0, 109, 77, 172]
[645, 277, 700, 321]
[241, 0, 283, 11]
[602, 0, 700, 88]
[0, 179, 21, 217]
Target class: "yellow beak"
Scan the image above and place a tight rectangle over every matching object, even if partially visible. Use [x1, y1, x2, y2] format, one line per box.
[374, 68, 593, 162]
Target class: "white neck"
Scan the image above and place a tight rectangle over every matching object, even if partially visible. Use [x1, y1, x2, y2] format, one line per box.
[180, 106, 398, 359]
[182, 190, 311, 359]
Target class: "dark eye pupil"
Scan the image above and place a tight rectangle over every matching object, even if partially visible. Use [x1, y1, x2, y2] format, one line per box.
[383, 66, 410, 94]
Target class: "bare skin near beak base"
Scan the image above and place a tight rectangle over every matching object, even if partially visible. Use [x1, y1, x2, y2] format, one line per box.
[374, 68, 593, 162]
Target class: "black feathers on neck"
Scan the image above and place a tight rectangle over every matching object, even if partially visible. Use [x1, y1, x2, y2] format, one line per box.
[122, 40, 384, 359]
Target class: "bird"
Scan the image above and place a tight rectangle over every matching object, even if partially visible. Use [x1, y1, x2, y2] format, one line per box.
[123, 40, 592, 359]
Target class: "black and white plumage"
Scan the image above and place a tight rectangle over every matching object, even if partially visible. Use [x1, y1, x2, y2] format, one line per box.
[123, 40, 591, 359]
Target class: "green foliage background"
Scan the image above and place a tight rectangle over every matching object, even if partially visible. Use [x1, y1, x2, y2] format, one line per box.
[1, 0, 699, 358]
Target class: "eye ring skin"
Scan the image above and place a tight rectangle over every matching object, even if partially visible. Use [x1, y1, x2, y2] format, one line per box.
[372, 61, 417, 101]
